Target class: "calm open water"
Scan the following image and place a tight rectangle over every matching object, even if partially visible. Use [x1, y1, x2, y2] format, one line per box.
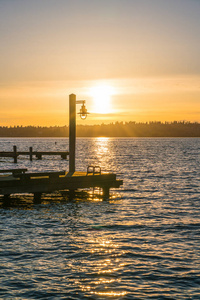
[0, 138, 199, 299]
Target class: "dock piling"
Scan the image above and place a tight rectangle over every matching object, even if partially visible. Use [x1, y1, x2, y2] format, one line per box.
[3, 194, 10, 201]
[29, 147, 33, 161]
[33, 192, 42, 203]
[103, 187, 110, 198]
[13, 145, 17, 163]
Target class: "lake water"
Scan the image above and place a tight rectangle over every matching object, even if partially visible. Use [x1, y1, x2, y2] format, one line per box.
[0, 138, 200, 299]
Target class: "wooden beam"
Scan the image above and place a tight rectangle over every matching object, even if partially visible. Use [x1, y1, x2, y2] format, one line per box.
[0, 168, 27, 175]
[69, 94, 76, 173]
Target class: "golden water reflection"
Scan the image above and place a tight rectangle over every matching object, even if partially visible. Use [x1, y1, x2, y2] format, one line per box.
[95, 137, 109, 155]
[80, 237, 127, 297]
[93, 137, 115, 172]
[91, 291, 127, 296]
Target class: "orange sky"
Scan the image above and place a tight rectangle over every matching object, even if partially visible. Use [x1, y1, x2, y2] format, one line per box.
[0, 0, 200, 126]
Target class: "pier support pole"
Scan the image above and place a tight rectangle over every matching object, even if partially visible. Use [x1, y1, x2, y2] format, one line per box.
[68, 189, 75, 200]
[29, 147, 33, 161]
[13, 145, 17, 163]
[3, 194, 11, 206]
[103, 187, 110, 199]
[33, 192, 42, 204]
[69, 94, 76, 173]
[3, 194, 10, 201]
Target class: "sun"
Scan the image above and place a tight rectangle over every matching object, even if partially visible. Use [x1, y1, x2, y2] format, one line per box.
[90, 84, 114, 114]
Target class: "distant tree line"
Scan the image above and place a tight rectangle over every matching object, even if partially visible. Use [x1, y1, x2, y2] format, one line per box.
[0, 121, 199, 137]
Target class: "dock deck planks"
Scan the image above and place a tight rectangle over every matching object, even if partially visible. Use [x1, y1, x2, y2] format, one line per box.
[0, 170, 123, 197]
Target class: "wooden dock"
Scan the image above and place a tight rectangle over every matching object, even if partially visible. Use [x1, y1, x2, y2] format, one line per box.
[0, 95, 123, 203]
[0, 168, 123, 202]
[0, 146, 69, 163]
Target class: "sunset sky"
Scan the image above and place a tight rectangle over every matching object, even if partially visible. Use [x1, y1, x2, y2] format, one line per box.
[0, 0, 200, 126]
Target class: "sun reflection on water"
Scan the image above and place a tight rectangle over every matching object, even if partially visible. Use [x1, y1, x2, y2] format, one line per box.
[79, 237, 127, 297]
[92, 137, 115, 172]
[95, 137, 109, 154]
[1, 138, 199, 299]
[91, 291, 127, 296]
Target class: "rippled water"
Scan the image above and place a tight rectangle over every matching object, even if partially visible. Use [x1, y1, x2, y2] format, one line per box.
[0, 138, 200, 299]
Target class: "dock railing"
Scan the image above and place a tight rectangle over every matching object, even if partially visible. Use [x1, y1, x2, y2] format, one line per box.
[87, 166, 101, 175]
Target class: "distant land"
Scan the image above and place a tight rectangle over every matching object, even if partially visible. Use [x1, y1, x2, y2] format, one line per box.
[0, 122, 199, 137]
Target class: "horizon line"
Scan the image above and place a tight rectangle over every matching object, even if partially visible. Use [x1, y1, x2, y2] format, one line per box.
[1, 120, 199, 128]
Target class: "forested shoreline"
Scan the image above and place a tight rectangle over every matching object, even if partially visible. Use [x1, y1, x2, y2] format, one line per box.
[0, 121, 199, 137]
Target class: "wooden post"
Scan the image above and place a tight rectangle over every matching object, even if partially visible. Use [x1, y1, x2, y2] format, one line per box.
[33, 192, 42, 204]
[69, 94, 76, 173]
[29, 147, 33, 161]
[68, 190, 75, 200]
[3, 194, 10, 201]
[13, 145, 17, 163]
[103, 186, 110, 199]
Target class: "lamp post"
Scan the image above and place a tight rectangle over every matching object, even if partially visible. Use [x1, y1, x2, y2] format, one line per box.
[69, 94, 89, 173]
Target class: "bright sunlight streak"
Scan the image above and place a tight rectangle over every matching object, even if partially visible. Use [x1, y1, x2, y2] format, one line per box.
[90, 84, 115, 114]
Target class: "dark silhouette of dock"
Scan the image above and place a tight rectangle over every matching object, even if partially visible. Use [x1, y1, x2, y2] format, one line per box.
[0, 94, 123, 202]
[0, 168, 123, 202]
[0, 146, 69, 163]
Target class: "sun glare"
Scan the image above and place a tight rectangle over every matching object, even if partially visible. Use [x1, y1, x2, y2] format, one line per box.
[90, 84, 114, 114]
